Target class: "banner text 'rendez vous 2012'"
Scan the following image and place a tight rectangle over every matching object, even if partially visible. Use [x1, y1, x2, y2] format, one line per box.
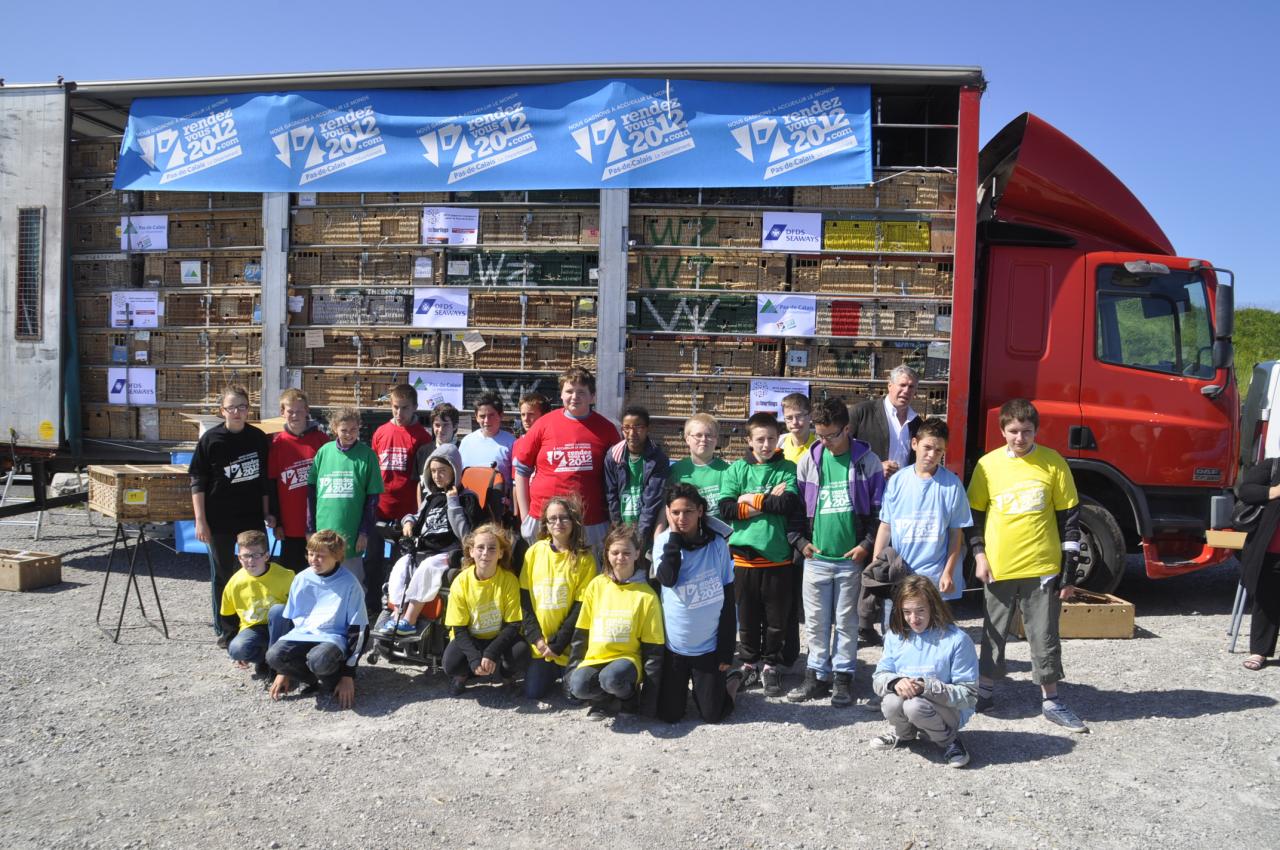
[114, 79, 872, 192]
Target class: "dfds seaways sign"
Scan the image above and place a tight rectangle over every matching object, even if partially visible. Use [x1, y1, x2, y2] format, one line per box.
[116, 80, 871, 191]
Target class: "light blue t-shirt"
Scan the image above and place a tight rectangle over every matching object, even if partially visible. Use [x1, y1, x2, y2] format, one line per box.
[281, 566, 369, 650]
[879, 464, 973, 599]
[459, 429, 517, 487]
[875, 623, 979, 726]
[651, 529, 735, 656]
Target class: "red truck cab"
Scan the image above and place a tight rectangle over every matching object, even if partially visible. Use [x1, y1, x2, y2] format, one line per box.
[969, 113, 1237, 591]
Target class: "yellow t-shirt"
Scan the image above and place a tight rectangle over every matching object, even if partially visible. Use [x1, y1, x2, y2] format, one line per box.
[219, 562, 295, 629]
[967, 445, 1079, 581]
[575, 574, 665, 678]
[445, 566, 522, 640]
[781, 432, 816, 465]
[519, 540, 597, 666]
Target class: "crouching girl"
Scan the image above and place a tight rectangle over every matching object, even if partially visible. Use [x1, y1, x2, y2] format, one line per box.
[567, 525, 665, 718]
[870, 575, 978, 768]
[442, 524, 528, 695]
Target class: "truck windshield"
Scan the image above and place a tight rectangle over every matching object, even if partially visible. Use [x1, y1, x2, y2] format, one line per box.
[1095, 266, 1215, 380]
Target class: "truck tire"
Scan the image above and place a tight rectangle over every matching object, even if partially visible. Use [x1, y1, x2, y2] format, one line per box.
[1077, 500, 1125, 594]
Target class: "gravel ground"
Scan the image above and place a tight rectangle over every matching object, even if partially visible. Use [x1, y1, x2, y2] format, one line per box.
[0, 501, 1277, 850]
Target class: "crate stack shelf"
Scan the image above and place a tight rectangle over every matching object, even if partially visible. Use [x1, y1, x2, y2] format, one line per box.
[286, 191, 602, 419]
[628, 91, 959, 460]
[69, 137, 266, 443]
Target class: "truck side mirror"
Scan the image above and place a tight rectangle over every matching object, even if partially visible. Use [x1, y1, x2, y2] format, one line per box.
[1215, 280, 1234, 338]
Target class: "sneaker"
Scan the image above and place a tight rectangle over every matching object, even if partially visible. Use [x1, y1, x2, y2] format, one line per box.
[858, 627, 883, 648]
[868, 730, 915, 750]
[786, 670, 831, 703]
[975, 694, 994, 713]
[725, 668, 745, 699]
[739, 663, 760, 689]
[252, 662, 272, 679]
[447, 675, 468, 697]
[392, 619, 421, 638]
[374, 617, 399, 636]
[215, 633, 230, 650]
[760, 665, 783, 697]
[944, 737, 970, 768]
[1042, 700, 1089, 733]
[587, 697, 620, 720]
[830, 672, 854, 707]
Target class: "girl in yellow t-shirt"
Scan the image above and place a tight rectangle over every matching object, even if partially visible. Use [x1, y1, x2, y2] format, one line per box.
[521, 496, 598, 700]
[567, 525, 665, 718]
[442, 524, 527, 695]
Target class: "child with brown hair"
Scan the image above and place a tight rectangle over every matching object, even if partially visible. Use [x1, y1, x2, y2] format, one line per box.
[266, 530, 368, 710]
[869, 575, 978, 768]
[567, 525, 665, 718]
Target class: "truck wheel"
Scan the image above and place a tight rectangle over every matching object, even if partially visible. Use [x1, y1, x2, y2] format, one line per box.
[1077, 500, 1125, 594]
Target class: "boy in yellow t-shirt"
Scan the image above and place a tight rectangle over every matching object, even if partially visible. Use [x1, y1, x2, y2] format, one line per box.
[567, 525, 665, 718]
[220, 530, 294, 678]
[966, 399, 1088, 733]
[779, 392, 816, 464]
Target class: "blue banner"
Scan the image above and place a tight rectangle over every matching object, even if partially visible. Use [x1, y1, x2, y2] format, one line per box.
[114, 79, 872, 191]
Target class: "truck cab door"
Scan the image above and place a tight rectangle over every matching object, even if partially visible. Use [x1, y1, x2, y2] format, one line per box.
[1081, 253, 1235, 500]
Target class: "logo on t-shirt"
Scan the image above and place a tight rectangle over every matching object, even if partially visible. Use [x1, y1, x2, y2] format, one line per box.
[280, 459, 311, 491]
[675, 570, 722, 610]
[317, 470, 355, 499]
[421, 504, 449, 536]
[471, 601, 500, 634]
[546, 442, 594, 473]
[818, 481, 852, 515]
[597, 609, 634, 642]
[533, 578, 572, 611]
[992, 483, 1048, 516]
[379, 446, 411, 473]
[224, 452, 261, 484]
[895, 512, 943, 544]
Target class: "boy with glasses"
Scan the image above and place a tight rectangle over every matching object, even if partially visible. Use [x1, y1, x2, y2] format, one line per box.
[219, 529, 294, 678]
[669, 414, 730, 505]
[190, 385, 273, 647]
[788, 397, 885, 706]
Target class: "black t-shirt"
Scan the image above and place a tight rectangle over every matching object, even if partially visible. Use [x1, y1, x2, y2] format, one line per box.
[188, 423, 271, 533]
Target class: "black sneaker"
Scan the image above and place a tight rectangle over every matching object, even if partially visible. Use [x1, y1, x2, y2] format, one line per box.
[760, 665, 783, 697]
[587, 697, 620, 720]
[786, 669, 831, 703]
[858, 628, 882, 648]
[252, 662, 272, 679]
[975, 694, 994, 713]
[739, 663, 760, 689]
[944, 736, 970, 768]
[447, 675, 468, 697]
[215, 633, 230, 650]
[830, 672, 854, 707]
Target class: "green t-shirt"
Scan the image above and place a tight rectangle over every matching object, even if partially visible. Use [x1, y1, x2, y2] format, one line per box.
[669, 457, 730, 505]
[621, 453, 644, 524]
[310, 441, 385, 559]
[811, 449, 859, 563]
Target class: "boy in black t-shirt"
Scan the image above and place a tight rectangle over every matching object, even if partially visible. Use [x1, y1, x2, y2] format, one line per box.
[189, 385, 272, 646]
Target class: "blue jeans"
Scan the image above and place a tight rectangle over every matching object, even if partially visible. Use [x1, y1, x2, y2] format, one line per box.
[524, 657, 565, 700]
[802, 558, 862, 678]
[227, 604, 289, 664]
[569, 659, 637, 701]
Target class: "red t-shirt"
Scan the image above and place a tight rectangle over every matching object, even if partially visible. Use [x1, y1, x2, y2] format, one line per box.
[512, 410, 620, 525]
[268, 427, 330, 538]
[372, 421, 434, 521]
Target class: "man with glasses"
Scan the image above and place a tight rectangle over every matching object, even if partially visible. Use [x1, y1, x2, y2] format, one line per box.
[787, 397, 885, 706]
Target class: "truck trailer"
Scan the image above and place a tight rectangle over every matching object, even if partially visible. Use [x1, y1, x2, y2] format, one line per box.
[0, 63, 1238, 591]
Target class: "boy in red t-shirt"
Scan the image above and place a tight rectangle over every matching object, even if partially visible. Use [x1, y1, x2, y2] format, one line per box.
[267, 389, 330, 572]
[367, 384, 434, 618]
[513, 368, 620, 553]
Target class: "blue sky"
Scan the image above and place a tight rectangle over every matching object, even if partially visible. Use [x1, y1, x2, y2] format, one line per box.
[4, 0, 1276, 309]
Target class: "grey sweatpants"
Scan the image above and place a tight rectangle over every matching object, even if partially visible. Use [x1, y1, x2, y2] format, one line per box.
[881, 693, 961, 746]
[980, 575, 1064, 685]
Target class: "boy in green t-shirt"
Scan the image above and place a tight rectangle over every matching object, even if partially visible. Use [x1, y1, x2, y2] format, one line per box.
[716, 412, 802, 696]
[967, 398, 1088, 733]
[308, 407, 384, 587]
[669, 413, 730, 505]
[604, 405, 670, 561]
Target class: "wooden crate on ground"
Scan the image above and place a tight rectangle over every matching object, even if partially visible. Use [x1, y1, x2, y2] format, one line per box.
[88, 464, 194, 522]
[0, 550, 62, 592]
